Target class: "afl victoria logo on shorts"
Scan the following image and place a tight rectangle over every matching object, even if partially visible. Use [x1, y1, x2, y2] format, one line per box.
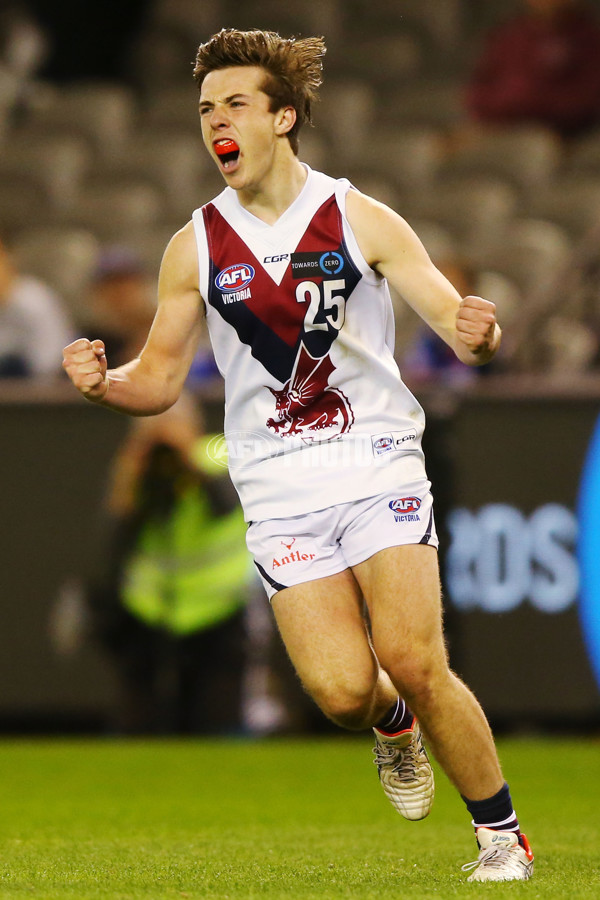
[389, 497, 422, 522]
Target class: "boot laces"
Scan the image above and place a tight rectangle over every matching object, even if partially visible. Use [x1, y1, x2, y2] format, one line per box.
[373, 737, 424, 783]
[461, 846, 524, 875]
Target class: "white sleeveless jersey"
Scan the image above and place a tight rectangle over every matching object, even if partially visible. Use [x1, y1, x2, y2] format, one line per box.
[191, 166, 427, 521]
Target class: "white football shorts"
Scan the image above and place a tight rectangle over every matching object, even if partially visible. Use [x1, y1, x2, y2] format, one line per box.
[246, 479, 438, 599]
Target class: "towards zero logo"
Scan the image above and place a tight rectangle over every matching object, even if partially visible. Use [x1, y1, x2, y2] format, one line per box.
[319, 251, 344, 275]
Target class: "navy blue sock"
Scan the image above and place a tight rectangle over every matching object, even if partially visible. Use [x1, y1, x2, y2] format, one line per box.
[462, 782, 520, 842]
[374, 698, 415, 734]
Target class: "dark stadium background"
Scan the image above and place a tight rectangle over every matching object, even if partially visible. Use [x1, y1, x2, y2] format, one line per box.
[1, 0, 599, 734]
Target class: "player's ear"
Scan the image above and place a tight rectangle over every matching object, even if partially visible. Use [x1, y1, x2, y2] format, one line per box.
[274, 105, 296, 137]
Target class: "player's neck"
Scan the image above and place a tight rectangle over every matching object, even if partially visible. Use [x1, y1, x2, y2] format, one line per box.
[236, 154, 308, 225]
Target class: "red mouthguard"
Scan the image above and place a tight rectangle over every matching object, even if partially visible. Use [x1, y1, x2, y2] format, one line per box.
[215, 139, 239, 156]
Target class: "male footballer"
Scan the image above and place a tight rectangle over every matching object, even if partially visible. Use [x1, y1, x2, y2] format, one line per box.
[63, 28, 533, 882]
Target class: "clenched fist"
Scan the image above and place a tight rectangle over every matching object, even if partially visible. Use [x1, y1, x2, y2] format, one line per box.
[456, 295, 500, 360]
[62, 338, 109, 401]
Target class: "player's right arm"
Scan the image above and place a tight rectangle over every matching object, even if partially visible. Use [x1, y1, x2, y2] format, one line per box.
[62, 222, 204, 416]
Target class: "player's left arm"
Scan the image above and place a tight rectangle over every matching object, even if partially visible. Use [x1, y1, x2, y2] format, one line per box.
[346, 189, 501, 366]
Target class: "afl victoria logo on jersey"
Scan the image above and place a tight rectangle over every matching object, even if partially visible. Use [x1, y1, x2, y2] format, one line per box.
[215, 263, 255, 292]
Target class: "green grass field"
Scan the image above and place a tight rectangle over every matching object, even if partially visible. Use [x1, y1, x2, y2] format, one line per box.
[0, 736, 597, 898]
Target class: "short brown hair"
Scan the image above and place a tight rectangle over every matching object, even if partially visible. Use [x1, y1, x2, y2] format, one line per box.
[193, 28, 325, 154]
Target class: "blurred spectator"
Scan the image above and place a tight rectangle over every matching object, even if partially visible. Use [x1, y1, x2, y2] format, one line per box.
[86, 245, 156, 367]
[0, 4, 47, 76]
[465, 0, 600, 138]
[87, 244, 221, 383]
[186, 331, 221, 387]
[0, 235, 73, 377]
[88, 394, 253, 735]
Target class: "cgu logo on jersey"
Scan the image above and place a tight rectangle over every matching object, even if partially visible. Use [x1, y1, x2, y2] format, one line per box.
[215, 264, 255, 304]
[389, 496, 422, 522]
[372, 428, 418, 457]
[263, 254, 290, 264]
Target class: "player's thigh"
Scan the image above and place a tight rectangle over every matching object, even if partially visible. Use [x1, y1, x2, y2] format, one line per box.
[352, 544, 447, 670]
[271, 569, 379, 700]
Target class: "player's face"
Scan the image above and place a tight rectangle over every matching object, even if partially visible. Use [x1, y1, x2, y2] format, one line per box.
[199, 66, 288, 189]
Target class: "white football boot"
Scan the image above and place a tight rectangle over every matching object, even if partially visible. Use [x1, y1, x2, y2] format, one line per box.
[462, 827, 534, 882]
[372, 719, 434, 821]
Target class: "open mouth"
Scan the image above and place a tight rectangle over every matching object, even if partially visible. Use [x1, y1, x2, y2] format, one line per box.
[214, 138, 240, 170]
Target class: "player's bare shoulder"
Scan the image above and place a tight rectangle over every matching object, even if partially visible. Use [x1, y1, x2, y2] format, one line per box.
[159, 220, 202, 306]
[345, 188, 423, 270]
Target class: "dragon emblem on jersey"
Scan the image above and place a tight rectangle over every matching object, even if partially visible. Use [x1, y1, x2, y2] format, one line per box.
[266, 343, 354, 442]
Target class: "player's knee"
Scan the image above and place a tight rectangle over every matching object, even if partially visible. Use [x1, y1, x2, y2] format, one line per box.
[381, 654, 442, 709]
[309, 678, 375, 731]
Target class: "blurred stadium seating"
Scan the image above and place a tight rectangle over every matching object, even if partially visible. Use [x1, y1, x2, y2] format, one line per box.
[1, 0, 600, 354]
[11, 227, 100, 315]
[1, 0, 600, 737]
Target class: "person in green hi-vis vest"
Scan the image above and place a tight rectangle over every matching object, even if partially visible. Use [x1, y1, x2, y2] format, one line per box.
[90, 394, 253, 734]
